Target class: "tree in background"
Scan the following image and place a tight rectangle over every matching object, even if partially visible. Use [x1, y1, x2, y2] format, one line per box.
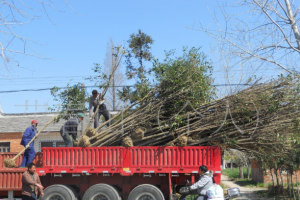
[0, 1, 76, 77]
[119, 29, 154, 103]
[151, 47, 215, 116]
[103, 39, 126, 110]
[49, 83, 88, 122]
[86, 45, 124, 104]
[194, 0, 300, 76]
[233, 150, 252, 179]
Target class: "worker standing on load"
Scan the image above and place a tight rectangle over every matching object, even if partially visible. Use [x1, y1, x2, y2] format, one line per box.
[20, 120, 38, 168]
[89, 89, 110, 128]
[60, 113, 85, 147]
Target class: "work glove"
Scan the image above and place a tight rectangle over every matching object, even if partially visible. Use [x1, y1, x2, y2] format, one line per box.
[98, 100, 104, 105]
[25, 145, 30, 149]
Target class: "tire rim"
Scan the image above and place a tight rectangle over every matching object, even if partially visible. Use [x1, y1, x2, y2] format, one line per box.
[48, 193, 66, 200]
[136, 192, 156, 200]
[91, 193, 110, 200]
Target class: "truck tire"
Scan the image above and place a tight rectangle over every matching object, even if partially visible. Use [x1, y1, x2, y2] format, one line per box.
[128, 184, 165, 200]
[82, 184, 121, 200]
[66, 185, 79, 200]
[41, 184, 77, 200]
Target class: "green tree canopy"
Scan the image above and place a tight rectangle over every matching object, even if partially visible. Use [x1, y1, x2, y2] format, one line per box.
[151, 47, 215, 116]
[49, 83, 88, 122]
[120, 30, 154, 103]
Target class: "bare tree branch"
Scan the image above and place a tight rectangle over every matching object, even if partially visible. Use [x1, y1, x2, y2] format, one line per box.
[0, 0, 76, 77]
[190, 0, 300, 76]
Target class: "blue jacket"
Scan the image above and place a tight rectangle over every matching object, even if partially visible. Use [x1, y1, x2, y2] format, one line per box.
[20, 126, 36, 148]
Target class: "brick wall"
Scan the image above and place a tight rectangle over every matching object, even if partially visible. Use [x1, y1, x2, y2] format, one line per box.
[263, 169, 300, 184]
[0, 132, 23, 152]
[252, 159, 300, 184]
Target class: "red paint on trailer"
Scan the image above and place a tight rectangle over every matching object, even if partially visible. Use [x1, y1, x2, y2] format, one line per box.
[0, 146, 221, 199]
[0, 153, 43, 168]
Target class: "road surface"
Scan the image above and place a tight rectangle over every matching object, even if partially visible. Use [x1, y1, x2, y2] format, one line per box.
[221, 175, 270, 200]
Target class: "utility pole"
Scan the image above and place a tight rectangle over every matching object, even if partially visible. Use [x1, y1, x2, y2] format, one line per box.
[112, 45, 116, 111]
[81, 83, 85, 136]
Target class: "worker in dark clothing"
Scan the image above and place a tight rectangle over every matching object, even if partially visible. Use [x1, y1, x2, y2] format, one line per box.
[20, 120, 38, 168]
[60, 113, 85, 147]
[89, 89, 110, 128]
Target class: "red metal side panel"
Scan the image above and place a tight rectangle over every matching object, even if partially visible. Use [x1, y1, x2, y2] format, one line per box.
[128, 146, 221, 174]
[0, 170, 24, 191]
[42, 147, 124, 174]
[0, 153, 43, 168]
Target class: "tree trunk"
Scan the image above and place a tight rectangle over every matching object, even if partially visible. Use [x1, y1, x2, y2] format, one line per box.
[231, 159, 233, 172]
[247, 166, 250, 179]
[270, 168, 275, 189]
[290, 172, 296, 200]
[287, 171, 292, 200]
[295, 171, 300, 200]
[284, 0, 300, 50]
[239, 166, 244, 179]
[280, 170, 286, 199]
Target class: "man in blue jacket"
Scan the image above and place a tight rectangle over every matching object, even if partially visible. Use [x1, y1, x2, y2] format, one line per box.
[20, 120, 38, 168]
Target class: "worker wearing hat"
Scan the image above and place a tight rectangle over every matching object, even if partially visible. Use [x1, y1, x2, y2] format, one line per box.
[60, 113, 85, 147]
[89, 89, 111, 128]
[20, 120, 38, 168]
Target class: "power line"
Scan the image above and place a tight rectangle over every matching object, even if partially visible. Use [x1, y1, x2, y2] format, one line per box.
[0, 75, 95, 80]
[0, 84, 251, 94]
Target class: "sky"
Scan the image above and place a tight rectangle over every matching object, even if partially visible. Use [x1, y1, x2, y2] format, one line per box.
[0, 0, 287, 113]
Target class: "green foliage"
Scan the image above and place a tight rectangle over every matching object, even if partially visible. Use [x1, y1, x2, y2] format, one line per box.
[86, 63, 112, 90]
[49, 83, 88, 122]
[234, 179, 265, 188]
[118, 79, 152, 104]
[222, 168, 251, 179]
[170, 115, 187, 130]
[120, 30, 154, 103]
[151, 47, 215, 116]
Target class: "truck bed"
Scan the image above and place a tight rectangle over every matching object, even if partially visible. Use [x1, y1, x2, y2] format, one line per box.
[0, 146, 221, 198]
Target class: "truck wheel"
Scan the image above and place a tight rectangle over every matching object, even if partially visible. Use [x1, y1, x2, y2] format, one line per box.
[66, 185, 79, 200]
[41, 184, 77, 200]
[128, 184, 165, 200]
[82, 184, 121, 200]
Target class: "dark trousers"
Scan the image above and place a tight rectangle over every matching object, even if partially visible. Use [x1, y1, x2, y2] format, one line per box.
[22, 192, 37, 200]
[20, 147, 35, 167]
[60, 129, 73, 147]
[94, 105, 110, 128]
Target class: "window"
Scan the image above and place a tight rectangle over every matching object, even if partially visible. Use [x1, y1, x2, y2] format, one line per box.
[56, 141, 65, 147]
[41, 142, 53, 148]
[0, 142, 10, 152]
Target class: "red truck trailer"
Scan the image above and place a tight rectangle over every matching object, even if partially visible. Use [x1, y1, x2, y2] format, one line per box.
[0, 146, 221, 200]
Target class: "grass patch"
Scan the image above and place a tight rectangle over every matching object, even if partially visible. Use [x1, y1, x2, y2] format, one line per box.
[234, 178, 266, 187]
[183, 195, 197, 200]
[284, 182, 300, 187]
[220, 183, 230, 189]
[256, 189, 298, 199]
[222, 167, 251, 179]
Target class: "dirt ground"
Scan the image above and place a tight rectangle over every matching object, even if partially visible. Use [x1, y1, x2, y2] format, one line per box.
[221, 175, 272, 200]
